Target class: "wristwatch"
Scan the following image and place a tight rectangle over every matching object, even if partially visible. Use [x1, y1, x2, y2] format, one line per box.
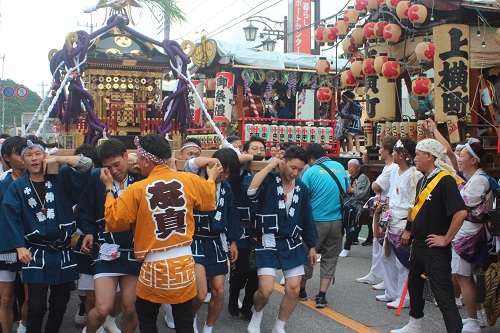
[105, 188, 113, 196]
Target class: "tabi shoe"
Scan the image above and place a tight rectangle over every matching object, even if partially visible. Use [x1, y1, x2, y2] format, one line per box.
[103, 315, 121, 333]
[204, 292, 212, 303]
[74, 302, 87, 325]
[356, 273, 377, 285]
[390, 317, 421, 333]
[462, 311, 487, 328]
[279, 276, 285, 285]
[387, 298, 410, 309]
[376, 294, 394, 302]
[240, 306, 253, 321]
[298, 289, 308, 301]
[16, 322, 26, 333]
[461, 318, 481, 333]
[247, 309, 263, 333]
[372, 281, 385, 290]
[339, 249, 350, 257]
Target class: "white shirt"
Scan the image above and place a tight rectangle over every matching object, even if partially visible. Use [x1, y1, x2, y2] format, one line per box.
[388, 166, 422, 223]
[375, 162, 398, 201]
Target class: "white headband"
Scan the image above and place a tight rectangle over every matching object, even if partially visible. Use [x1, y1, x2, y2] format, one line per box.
[464, 138, 481, 161]
[348, 159, 360, 166]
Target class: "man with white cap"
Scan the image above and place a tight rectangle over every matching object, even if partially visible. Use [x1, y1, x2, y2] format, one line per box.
[391, 139, 467, 333]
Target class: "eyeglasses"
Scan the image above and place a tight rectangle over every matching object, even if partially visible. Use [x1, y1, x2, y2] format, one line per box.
[249, 146, 266, 152]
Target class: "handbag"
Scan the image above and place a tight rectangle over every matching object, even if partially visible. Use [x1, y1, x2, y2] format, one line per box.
[318, 163, 357, 233]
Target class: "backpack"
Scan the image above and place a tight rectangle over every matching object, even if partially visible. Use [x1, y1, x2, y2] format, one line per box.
[318, 164, 357, 233]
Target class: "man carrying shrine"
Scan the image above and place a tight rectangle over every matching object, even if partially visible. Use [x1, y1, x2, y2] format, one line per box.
[78, 139, 144, 333]
[245, 145, 317, 333]
[101, 134, 222, 333]
[0, 137, 92, 333]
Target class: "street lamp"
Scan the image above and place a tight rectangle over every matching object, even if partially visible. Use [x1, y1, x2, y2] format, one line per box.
[243, 16, 288, 53]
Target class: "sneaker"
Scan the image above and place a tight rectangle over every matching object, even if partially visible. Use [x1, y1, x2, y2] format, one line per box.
[339, 249, 350, 257]
[356, 273, 378, 285]
[376, 294, 394, 302]
[315, 294, 328, 308]
[74, 302, 86, 325]
[103, 316, 121, 333]
[362, 240, 373, 246]
[387, 298, 410, 309]
[352, 240, 360, 245]
[463, 314, 488, 328]
[390, 317, 421, 333]
[372, 281, 385, 290]
[462, 319, 481, 333]
[298, 289, 308, 301]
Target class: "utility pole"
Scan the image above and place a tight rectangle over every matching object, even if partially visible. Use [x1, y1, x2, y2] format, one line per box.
[78, 13, 97, 33]
[38, 80, 50, 141]
[1, 54, 5, 135]
[163, 15, 170, 40]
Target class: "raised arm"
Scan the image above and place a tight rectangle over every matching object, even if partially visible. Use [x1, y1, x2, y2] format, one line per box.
[248, 157, 280, 192]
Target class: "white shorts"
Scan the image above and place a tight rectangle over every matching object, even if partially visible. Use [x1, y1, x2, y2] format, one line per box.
[257, 265, 305, 279]
[451, 249, 472, 277]
[78, 274, 95, 291]
[0, 270, 16, 282]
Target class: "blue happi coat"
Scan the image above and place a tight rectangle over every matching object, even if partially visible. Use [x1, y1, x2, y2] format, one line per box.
[0, 171, 21, 272]
[77, 168, 144, 276]
[0, 164, 91, 285]
[228, 169, 257, 249]
[192, 180, 243, 276]
[246, 172, 317, 271]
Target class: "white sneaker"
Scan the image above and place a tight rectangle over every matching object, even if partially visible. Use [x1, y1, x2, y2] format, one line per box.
[356, 273, 377, 285]
[390, 317, 421, 333]
[16, 322, 26, 333]
[375, 294, 394, 302]
[353, 152, 360, 157]
[372, 281, 385, 290]
[339, 249, 350, 257]
[74, 303, 87, 325]
[387, 298, 410, 309]
[204, 292, 212, 303]
[279, 276, 285, 286]
[103, 316, 121, 333]
[462, 318, 481, 333]
[463, 313, 487, 328]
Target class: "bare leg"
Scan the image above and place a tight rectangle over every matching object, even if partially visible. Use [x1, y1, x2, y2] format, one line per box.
[85, 290, 96, 315]
[192, 264, 208, 316]
[456, 274, 477, 319]
[0, 281, 15, 333]
[277, 276, 301, 322]
[347, 134, 354, 153]
[86, 276, 119, 333]
[206, 275, 225, 327]
[118, 275, 138, 333]
[253, 275, 275, 312]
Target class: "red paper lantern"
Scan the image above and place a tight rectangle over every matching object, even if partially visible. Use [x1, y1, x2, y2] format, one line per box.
[314, 25, 327, 45]
[317, 87, 333, 102]
[354, 0, 368, 16]
[415, 37, 435, 64]
[325, 24, 338, 46]
[351, 25, 366, 47]
[342, 37, 358, 55]
[364, 22, 376, 42]
[351, 57, 365, 78]
[315, 57, 331, 75]
[381, 58, 401, 81]
[344, 6, 359, 28]
[351, 52, 365, 61]
[408, 4, 427, 26]
[375, 21, 387, 40]
[374, 53, 389, 75]
[362, 56, 377, 76]
[335, 18, 349, 38]
[383, 23, 402, 45]
[341, 70, 357, 88]
[412, 73, 432, 97]
[386, 0, 402, 12]
[396, 1, 411, 20]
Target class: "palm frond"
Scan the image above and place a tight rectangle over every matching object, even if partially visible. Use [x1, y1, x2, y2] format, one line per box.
[140, 0, 187, 24]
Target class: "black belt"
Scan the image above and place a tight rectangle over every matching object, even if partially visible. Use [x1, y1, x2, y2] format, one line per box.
[27, 242, 70, 254]
[193, 234, 220, 240]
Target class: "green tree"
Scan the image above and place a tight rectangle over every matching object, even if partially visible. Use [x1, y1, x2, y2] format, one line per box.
[0, 79, 42, 130]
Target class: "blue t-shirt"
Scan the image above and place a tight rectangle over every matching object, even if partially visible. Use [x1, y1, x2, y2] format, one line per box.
[302, 160, 348, 222]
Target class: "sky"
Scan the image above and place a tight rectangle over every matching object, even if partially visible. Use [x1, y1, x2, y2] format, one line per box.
[0, 0, 347, 97]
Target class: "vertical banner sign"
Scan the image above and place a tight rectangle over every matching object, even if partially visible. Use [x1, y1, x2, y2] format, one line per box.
[293, 0, 311, 53]
[188, 80, 204, 125]
[433, 24, 470, 122]
[213, 72, 235, 122]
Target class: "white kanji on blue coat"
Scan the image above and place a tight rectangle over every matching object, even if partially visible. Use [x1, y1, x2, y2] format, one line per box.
[277, 186, 284, 195]
[289, 207, 295, 217]
[45, 181, 52, 189]
[218, 197, 225, 207]
[45, 192, 55, 203]
[46, 208, 55, 219]
[24, 187, 31, 195]
[278, 200, 286, 210]
[221, 188, 226, 196]
[292, 194, 299, 204]
[214, 211, 222, 221]
[295, 185, 301, 192]
[28, 197, 37, 208]
[36, 211, 47, 222]
[276, 176, 281, 183]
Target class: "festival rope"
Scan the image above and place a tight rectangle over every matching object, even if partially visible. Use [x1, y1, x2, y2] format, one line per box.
[483, 262, 500, 326]
[245, 85, 260, 118]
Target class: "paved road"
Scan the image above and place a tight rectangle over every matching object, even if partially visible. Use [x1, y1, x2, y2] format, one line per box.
[19, 233, 500, 333]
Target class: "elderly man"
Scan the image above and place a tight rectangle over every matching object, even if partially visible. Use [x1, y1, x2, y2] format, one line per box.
[391, 139, 467, 333]
[300, 143, 349, 308]
[339, 159, 371, 258]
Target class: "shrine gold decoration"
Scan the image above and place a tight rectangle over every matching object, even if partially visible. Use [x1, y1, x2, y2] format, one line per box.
[192, 36, 217, 68]
[433, 24, 470, 121]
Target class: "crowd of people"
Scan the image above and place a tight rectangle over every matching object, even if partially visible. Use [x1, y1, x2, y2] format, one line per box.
[0, 116, 498, 333]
